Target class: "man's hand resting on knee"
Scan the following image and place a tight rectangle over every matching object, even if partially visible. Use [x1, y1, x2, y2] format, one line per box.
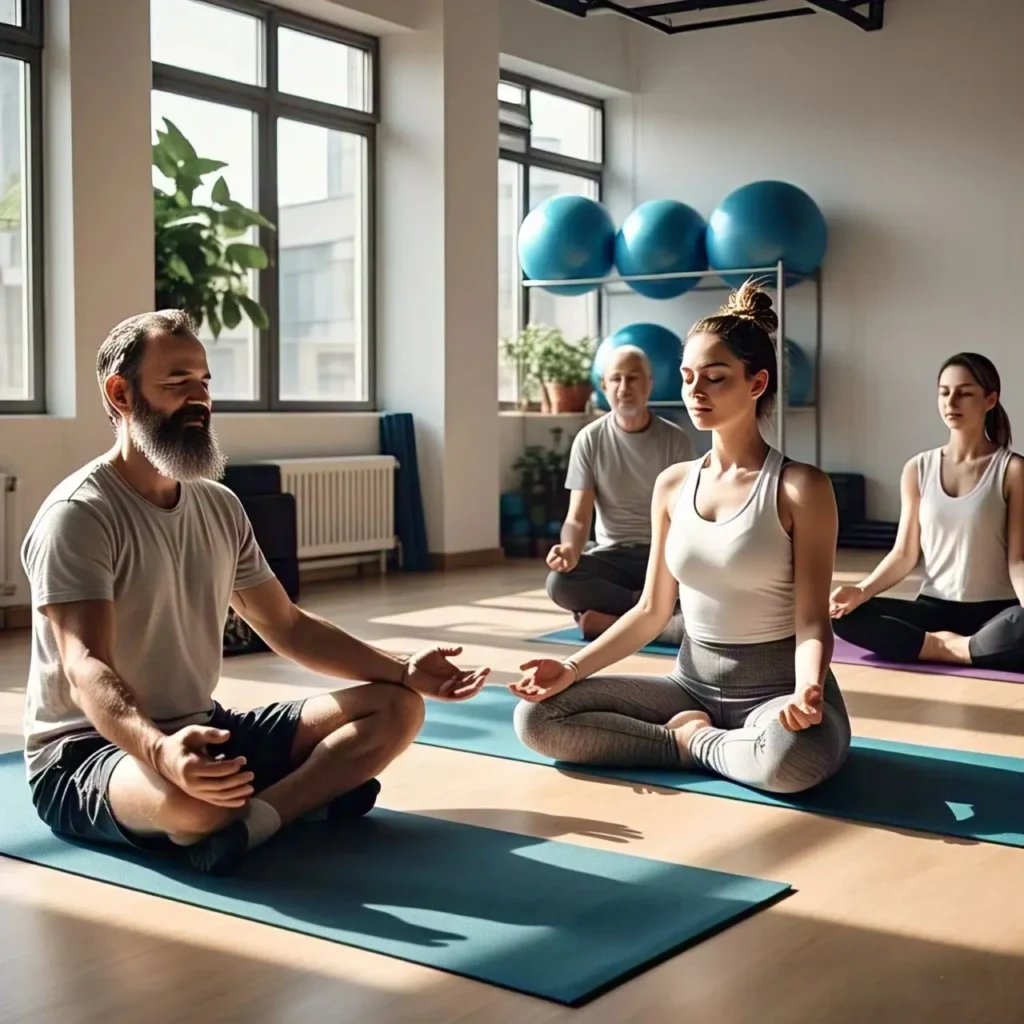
[154, 725, 255, 807]
[402, 645, 489, 701]
[546, 544, 579, 573]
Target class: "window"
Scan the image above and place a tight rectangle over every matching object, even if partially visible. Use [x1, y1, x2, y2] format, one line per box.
[151, 0, 378, 411]
[0, 1, 43, 413]
[497, 74, 603, 406]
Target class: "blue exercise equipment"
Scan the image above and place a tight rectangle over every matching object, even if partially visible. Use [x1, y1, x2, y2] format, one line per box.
[614, 199, 707, 298]
[591, 323, 684, 409]
[706, 180, 827, 287]
[784, 339, 813, 407]
[517, 194, 616, 296]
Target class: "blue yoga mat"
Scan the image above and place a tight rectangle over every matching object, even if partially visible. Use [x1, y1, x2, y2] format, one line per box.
[532, 626, 679, 657]
[0, 752, 788, 1006]
[417, 687, 1024, 848]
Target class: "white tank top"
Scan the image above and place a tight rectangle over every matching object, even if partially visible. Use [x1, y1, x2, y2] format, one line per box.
[916, 446, 1016, 602]
[664, 447, 795, 645]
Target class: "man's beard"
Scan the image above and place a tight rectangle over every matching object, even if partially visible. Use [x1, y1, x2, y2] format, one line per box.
[128, 393, 227, 482]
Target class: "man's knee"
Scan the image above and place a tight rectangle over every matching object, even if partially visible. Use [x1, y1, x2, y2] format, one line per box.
[379, 683, 426, 742]
[546, 568, 586, 612]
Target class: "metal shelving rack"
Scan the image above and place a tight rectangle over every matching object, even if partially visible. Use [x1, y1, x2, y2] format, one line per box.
[523, 259, 823, 466]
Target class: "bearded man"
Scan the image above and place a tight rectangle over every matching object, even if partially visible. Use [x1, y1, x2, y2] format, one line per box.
[20, 309, 487, 876]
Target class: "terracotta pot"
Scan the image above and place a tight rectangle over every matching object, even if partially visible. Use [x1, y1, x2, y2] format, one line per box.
[545, 381, 592, 414]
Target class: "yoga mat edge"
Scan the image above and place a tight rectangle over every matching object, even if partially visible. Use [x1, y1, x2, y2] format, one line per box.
[0, 751, 790, 1007]
[415, 686, 1024, 849]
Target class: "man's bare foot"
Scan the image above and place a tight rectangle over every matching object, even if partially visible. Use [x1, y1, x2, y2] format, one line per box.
[665, 709, 713, 762]
[578, 609, 618, 639]
[920, 630, 972, 664]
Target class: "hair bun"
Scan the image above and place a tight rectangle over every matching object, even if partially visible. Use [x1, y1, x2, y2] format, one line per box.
[721, 278, 779, 334]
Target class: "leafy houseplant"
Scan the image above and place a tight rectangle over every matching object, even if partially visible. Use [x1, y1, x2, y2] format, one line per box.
[153, 118, 275, 338]
[536, 330, 597, 414]
[501, 323, 551, 409]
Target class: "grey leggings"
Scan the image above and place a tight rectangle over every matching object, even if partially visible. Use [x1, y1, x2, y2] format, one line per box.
[514, 633, 852, 795]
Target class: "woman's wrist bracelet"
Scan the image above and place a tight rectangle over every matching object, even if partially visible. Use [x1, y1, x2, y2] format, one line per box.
[563, 659, 581, 682]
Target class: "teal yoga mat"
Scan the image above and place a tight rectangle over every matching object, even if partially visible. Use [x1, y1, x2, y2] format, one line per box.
[0, 752, 788, 1007]
[417, 686, 1024, 848]
[532, 625, 679, 657]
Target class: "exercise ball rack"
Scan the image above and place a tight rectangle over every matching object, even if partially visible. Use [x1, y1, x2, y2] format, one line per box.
[522, 260, 824, 467]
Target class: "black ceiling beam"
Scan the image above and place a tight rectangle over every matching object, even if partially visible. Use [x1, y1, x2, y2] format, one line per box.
[664, 6, 814, 32]
[805, 0, 884, 30]
[588, 0, 674, 32]
[632, 0, 775, 15]
[531, 0, 594, 15]
[532, 0, 884, 33]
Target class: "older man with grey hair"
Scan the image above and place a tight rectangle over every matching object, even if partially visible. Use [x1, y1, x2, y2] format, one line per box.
[546, 344, 693, 645]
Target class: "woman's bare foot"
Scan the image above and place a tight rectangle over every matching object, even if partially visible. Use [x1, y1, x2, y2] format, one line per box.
[920, 631, 972, 665]
[578, 609, 618, 639]
[666, 709, 713, 762]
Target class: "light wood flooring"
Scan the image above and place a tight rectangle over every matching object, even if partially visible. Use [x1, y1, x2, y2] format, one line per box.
[1, 551, 1023, 1024]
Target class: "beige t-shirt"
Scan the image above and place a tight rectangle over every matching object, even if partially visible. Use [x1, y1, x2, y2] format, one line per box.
[565, 413, 694, 548]
[20, 458, 276, 777]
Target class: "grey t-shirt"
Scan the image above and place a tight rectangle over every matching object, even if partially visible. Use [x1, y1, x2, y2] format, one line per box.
[21, 458, 276, 777]
[565, 413, 694, 547]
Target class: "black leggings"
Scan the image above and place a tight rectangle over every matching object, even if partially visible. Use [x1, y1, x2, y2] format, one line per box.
[833, 594, 1024, 670]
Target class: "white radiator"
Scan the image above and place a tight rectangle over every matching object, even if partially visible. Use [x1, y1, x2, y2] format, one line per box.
[264, 455, 399, 569]
[0, 473, 19, 604]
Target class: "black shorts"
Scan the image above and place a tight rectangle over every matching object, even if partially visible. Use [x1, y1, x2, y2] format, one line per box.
[28, 699, 305, 851]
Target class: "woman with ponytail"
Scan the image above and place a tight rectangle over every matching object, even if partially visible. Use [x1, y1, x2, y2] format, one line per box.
[831, 353, 1024, 670]
[510, 280, 852, 796]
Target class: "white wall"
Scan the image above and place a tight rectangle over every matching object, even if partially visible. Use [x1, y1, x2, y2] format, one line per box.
[602, 0, 1024, 519]
[499, 0, 634, 95]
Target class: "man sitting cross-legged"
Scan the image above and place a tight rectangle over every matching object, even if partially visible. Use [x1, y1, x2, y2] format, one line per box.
[22, 310, 488, 876]
[546, 345, 693, 644]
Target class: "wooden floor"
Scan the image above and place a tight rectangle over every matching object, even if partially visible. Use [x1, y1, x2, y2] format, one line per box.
[2, 551, 1024, 1023]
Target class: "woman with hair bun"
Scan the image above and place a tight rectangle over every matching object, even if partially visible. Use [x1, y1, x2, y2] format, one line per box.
[831, 353, 1024, 671]
[510, 280, 851, 795]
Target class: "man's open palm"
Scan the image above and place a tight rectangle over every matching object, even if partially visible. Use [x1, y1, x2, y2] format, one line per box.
[404, 645, 489, 701]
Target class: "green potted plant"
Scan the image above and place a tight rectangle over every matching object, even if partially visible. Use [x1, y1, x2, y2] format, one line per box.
[502, 323, 551, 409]
[536, 331, 597, 414]
[153, 117, 275, 337]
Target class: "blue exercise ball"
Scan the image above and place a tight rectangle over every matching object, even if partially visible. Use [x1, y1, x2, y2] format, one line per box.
[591, 323, 684, 406]
[706, 180, 827, 287]
[517, 194, 616, 296]
[614, 199, 708, 298]
[784, 339, 813, 407]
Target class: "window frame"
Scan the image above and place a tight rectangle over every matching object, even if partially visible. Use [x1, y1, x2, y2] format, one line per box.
[151, 0, 379, 413]
[0, 0, 45, 414]
[498, 71, 605, 409]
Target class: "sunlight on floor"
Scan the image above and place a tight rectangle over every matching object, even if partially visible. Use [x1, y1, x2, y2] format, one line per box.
[370, 604, 571, 634]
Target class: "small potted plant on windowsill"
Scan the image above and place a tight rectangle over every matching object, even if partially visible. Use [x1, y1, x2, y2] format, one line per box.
[536, 330, 597, 414]
[502, 323, 549, 410]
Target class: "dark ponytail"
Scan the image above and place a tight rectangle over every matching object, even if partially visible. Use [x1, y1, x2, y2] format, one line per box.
[939, 352, 1012, 448]
[688, 278, 779, 422]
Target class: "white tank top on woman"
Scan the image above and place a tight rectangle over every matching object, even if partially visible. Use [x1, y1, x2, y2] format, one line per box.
[664, 447, 795, 645]
[916, 446, 1016, 603]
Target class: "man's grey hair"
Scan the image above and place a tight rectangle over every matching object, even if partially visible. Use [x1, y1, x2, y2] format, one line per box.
[603, 343, 652, 377]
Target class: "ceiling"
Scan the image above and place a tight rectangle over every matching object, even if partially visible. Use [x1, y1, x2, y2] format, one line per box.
[531, 0, 885, 35]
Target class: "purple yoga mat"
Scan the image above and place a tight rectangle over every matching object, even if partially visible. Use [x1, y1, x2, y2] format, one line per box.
[831, 637, 1024, 684]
